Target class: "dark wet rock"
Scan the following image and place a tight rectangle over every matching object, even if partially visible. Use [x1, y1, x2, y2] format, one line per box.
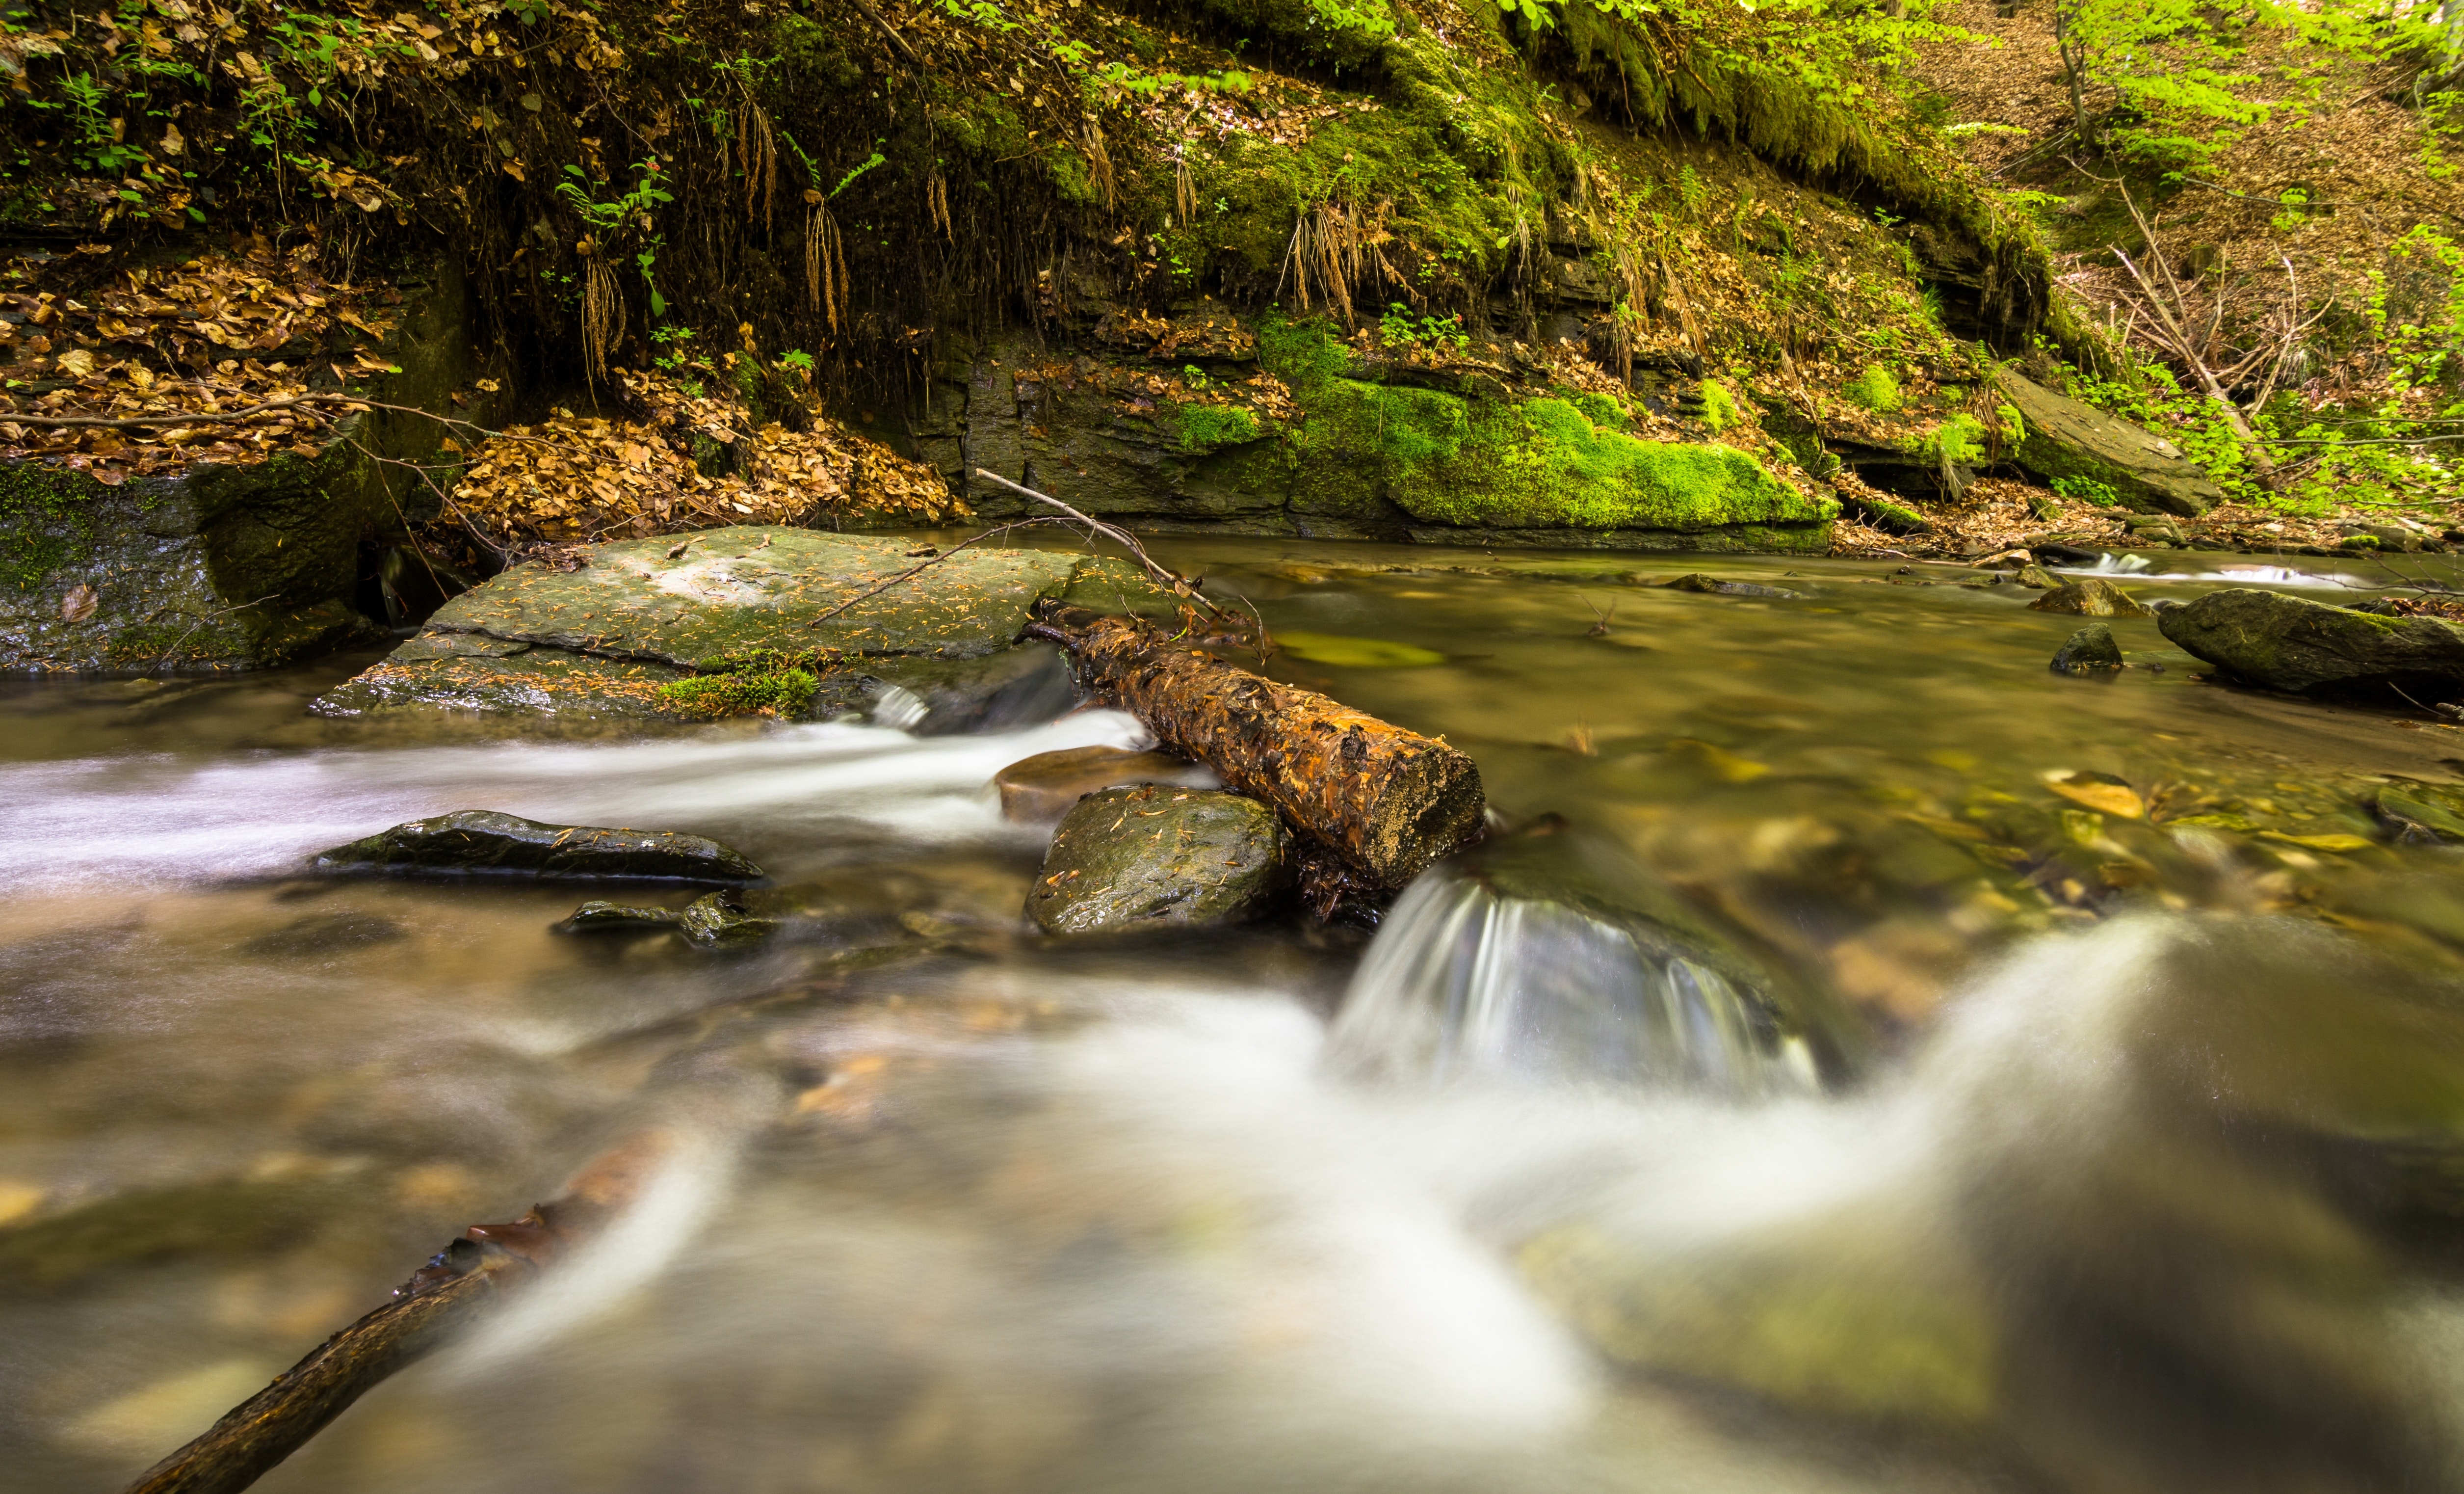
[2050, 624, 2125, 674]
[0, 263, 505, 675]
[2029, 578, 2151, 617]
[2157, 587, 2464, 694]
[2375, 786, 2464, 845]
[1993, 369, 2223, 516]
[677, 890, 780, 948]
[862, 645, 1076, 734]
[995, 745, 1210, 822]
[1654, 572, 1805, 599]
[1026, 785, 1290, 934]
[553, 900, 684, 934]
[315, 810, 763, 882]
[240, 908, 408, 957]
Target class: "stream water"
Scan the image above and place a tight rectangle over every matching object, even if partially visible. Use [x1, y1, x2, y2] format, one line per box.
[11, 540, 2464, 1494]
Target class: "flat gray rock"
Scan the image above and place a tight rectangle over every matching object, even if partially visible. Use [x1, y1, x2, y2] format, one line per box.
[1026, 785, 1290, 934]
[316, 810, 762, 881]
[1996, 370, 2222, 517]
[428, 526, 1082, 665]
[2158, 587, 2464, 694]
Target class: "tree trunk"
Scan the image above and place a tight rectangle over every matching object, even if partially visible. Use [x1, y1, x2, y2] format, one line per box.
[1028, 605, 1487, 889]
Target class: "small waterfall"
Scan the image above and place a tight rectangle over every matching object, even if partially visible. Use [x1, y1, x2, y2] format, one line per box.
[1326, 849, 1823, 1097]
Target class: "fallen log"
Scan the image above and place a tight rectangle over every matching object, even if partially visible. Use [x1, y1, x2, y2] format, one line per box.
[1025, 603, 1486, 888]
[122, 1132, 677, 1494]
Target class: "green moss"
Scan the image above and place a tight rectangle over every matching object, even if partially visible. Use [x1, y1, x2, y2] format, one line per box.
[1573, 391, 1629, 429]
[1928, 413, 1988, 466]
[658, 667, 817, 718]
[1172, 400, 1263, 453]
[659, 646, 835, 717]
[1696, 379, 1739, 432]
[0, 462, 99, 591]
[1843, 365, 1902, 413]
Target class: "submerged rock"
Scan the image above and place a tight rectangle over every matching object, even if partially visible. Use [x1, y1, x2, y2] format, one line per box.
[316, 810, 763, 881]
[1324, 817, 1850, 1093]
[2028, 577, 2151, 617]
[2016, 563, 2059, 589]
[2050, 623, 2124, 674]
[995, 745, 1211, 822]
[553, 900, 684, 934]
[2375, 786, 2464, 844]
[1654, 572, 1805, 599]
[1026, 785, 1290, 934]
[1994, 369, 2223, 516]
[677, 890, 780, 949]
[2157, 587, 2464, 694]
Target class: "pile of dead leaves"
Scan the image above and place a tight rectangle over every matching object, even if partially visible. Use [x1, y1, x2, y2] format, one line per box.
[442, 368, 962, 549]
[0, 239, 397, 483]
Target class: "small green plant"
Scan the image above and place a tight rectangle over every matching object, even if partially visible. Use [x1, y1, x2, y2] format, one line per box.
[776, 349, 815, 378]
[2051, 473, 2122, 507]
[1842, 364, 1902, 413]
[1677, 165, 1706, 219]
[1181, 364, 1210, 390]
[1377, 307, 1468, 352]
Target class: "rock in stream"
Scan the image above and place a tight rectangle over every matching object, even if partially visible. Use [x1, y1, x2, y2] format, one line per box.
[316, 810, 763, 881]
[1026, 785, 1291, 934]
[2157, 587, 2464, 694]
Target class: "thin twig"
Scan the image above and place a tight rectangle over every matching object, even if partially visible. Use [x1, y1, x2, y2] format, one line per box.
[971, 467, 1229, 618]
[803, 517, 1072, 627]
[845, 0, 922, 65]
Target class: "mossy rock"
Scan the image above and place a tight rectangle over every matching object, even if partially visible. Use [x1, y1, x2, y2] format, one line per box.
[315, 809, 764, 881]
[1993, 369, 2222, 517]
[1026, 785, 1291, 934]
[0, 257, 506, 673]
[2158, 587, 2464, 694]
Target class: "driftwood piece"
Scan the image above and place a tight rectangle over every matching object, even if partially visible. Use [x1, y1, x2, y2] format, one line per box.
[122, 1133, 675, 1494]
[1027, 604, 1485, 888]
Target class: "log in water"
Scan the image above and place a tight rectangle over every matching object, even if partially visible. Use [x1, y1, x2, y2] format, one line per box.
[1027, 603, 1486, 888]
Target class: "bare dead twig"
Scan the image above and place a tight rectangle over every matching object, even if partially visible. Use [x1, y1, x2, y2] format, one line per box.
[845, 0, 922, 65]
[971, 467, 1230, 619]
[803, 517, 1074, 627]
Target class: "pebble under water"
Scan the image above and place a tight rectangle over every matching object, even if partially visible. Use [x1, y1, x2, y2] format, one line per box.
[9, 540, 2464, 1494]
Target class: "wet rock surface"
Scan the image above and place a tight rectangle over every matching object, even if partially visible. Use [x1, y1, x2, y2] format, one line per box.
[312, 528, 1170, 724]
[2157, 587, 2464, 694]
[1994, 369, 2223, 517]
[315, 810, 763, 881]
[995, 745, 1212, 823]
[677, 891, 780, 949]
[1653, 572, 1805, 599]
[552, 900, 683, 934]
[1026, 785, 1290, 934]
[2029, 577, 2151, 617]
[2050, 623, 2124, 674]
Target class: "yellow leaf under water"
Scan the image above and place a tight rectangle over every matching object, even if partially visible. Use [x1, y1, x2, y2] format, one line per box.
[2043, 770, 2144, 818]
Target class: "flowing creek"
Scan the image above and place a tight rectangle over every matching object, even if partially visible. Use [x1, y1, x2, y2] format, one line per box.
[12, 538, 2464, 1494]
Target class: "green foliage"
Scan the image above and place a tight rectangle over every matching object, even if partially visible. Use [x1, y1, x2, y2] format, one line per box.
[2050, 0, 2395, 173]
[2050, 473, 2121, 507]
[1842, 365, 1901, 413]
[1377, 306, 1468, 351]
[1929, 413, 1989, 466]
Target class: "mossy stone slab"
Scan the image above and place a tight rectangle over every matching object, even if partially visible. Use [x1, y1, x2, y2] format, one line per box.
[311, 643, 696, 719]
[428, 526, 1083, 665]
[1994, 369, 2223, 517]
[2158, 587, 2464, 693]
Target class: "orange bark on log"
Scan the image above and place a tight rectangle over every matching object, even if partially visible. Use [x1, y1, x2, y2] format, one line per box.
[1029, 606, 1485, 887]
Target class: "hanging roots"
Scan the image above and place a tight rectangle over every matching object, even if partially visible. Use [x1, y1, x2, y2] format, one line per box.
[581, 248, 622, 380]
[1175, 154, 1196, 227]
[738, 91, 778, 231]
[1280, 200, 1398, 327]
[805, 195, 849, 333]
[926, 169, 952, 239]
[1082, 118, 1116, 211]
